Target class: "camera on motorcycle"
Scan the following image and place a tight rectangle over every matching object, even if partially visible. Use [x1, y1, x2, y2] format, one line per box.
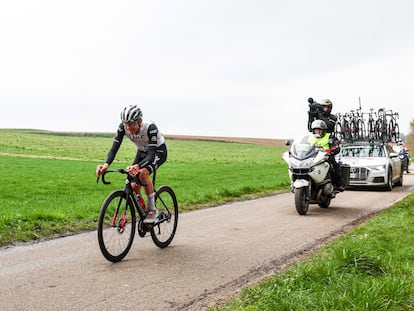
[308, 99, 322, 115]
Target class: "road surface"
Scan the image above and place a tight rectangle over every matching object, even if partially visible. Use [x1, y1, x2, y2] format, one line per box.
[1, 172, 413, 311]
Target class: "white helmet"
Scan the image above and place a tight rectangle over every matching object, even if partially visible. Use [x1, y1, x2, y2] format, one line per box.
[311, 120, 327, 138]
[320, 99, 333, 114]
[120, 105, 142, 123]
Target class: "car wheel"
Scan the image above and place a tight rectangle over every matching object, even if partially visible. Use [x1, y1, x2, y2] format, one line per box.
[395, 170, 403, 187]
[385, 169, 393, 191]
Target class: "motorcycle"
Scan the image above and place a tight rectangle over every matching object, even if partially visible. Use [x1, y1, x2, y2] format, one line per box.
[282, 134, 346, 215]
[398, 149, 410, 173]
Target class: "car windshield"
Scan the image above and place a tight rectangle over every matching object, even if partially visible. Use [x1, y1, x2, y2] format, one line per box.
[340, 145, 385, 157]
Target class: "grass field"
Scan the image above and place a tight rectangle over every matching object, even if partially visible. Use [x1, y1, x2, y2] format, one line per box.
[0, 129, 290, 246]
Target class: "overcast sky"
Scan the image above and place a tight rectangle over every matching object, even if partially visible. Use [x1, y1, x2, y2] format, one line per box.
[1, 0, 413, 139]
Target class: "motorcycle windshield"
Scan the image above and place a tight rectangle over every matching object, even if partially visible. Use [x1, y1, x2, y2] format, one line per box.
[290, 135, 316, 160]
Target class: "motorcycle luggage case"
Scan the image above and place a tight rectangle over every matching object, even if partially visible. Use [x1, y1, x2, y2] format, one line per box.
[340, 163, 350, 186]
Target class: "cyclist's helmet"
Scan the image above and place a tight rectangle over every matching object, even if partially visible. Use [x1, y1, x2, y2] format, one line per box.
[311, 120, 327, 138]
[120, 105, 143, 123]
[320, 99, 333, 114]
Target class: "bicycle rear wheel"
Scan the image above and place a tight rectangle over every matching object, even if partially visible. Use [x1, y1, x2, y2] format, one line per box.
[358, 120, 366, 140]
[151, 185, 178, 248]
[334, 122, 343, 143]
[390, 122, 400, 142]
[97, 190, 136, 262]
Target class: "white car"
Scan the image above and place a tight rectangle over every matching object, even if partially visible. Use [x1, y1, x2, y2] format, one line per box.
[337, 141, 403, 190]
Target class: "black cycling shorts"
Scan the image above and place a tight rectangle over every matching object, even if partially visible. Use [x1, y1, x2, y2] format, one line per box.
[134, 144, 167, 174]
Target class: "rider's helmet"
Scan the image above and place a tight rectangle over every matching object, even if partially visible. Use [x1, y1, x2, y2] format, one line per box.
[120, 105, 143, 123]
[320, 99, 333, 115]
[311, 120, 327, 138]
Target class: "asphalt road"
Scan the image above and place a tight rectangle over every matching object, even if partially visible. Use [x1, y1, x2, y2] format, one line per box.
[1, 172, 413, 311]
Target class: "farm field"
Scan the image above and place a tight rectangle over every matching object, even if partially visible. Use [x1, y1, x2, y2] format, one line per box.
[0, 129, 290, 246]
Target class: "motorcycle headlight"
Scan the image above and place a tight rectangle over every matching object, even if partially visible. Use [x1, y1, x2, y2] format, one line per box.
[290, 157, 313, 168]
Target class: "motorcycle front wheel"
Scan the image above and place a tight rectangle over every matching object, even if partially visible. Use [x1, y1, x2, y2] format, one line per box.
[294, 187, 309, 215]
[318, 197, 331, 208]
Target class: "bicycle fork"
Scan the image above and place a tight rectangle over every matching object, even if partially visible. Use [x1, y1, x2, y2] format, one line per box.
[111, 196, 129, 233]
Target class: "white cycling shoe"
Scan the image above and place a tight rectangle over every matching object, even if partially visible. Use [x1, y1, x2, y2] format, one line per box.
[143, 210, 159, 224]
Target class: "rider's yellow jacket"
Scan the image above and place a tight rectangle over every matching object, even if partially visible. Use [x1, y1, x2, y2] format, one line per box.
[308, 132, 330, 151]
[308, 132, 341, 156]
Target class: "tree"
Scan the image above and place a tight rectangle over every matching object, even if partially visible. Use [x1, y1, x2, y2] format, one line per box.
[407, 119, 414, 157]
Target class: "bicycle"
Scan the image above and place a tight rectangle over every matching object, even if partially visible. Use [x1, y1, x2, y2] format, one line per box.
[366, 108, 377, 141]
[355, 107, 366, 141]
[335, 112, 354, 142]
[334, 113, 345, 142]
[386, 111, 400, 143]
[96, 168, 178, 262]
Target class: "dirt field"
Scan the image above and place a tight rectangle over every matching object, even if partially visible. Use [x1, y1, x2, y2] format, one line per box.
[165, 134, 288, 147]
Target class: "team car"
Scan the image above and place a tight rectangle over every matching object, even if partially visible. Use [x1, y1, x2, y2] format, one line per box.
[336, 141, 403, 190]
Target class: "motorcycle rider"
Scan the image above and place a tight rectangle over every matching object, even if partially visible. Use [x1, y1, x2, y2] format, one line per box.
[307, 98, 337, 134]
[394, 139, 410, 173]
[309, 120, 344, 192]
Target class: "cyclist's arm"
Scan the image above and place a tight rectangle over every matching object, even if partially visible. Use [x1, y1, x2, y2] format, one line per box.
[105, 123, 125, 165]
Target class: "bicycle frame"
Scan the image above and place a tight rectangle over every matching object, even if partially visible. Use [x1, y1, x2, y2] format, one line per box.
[100, 169, 172, 226]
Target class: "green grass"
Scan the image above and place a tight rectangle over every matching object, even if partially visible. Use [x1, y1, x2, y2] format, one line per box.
[0, 129, 289, 246]
[212, 194, 414, 310]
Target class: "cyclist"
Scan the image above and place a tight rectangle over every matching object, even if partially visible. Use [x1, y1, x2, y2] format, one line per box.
[307, 98, 337, 133]
[308, 120, 344, 192]
[96, 105, 167, 223]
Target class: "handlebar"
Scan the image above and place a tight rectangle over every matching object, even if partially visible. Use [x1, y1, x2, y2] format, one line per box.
[96, 169, 147, 186]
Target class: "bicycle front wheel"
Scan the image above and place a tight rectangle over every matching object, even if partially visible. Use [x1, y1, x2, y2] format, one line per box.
[97, 190, 136, 262]
[151, 185, 178, 248]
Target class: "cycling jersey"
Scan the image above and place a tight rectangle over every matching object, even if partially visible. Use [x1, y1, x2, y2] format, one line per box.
[105, 120, 167, 172]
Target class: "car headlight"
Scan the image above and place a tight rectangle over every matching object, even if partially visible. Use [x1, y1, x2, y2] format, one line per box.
[370, 165, 386, 172]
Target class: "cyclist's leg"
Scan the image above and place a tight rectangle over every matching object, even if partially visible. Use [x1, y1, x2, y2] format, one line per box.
[137, 145, 167, 192]
[137, 166, 156, 223]
[131, 152, 146, 195]
[141, 145, 167, 222]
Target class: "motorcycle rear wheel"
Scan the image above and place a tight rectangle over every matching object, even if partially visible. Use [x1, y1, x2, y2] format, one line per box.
[294, 187, 309, 215]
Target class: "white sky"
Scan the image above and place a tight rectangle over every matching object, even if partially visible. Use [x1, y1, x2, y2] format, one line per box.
[1, 0, 413, 139]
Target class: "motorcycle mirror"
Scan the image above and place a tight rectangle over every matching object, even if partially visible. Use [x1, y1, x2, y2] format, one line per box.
[285, 139, 291, 146]
[307, 97, 314, 104]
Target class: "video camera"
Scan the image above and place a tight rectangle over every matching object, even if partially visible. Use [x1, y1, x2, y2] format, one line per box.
[308, 97, 322, 117]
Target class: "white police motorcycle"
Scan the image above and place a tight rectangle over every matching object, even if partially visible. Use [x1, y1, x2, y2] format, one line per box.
[282, 134, 345, 215]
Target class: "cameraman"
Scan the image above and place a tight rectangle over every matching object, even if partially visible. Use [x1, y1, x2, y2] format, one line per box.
[307, 98, 337, 133]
